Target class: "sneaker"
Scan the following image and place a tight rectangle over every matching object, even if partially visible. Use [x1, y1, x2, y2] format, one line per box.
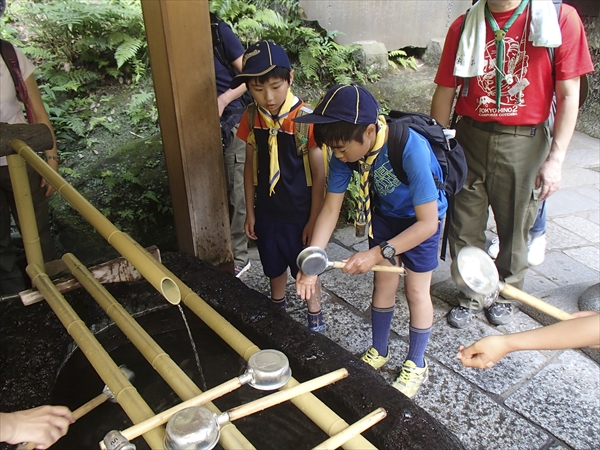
[234, 261, 251, 278]
[360, 347, 389, 370]
[271, 298, 287, 312]
[527, 233, 546, 266]
[487, 236, 499, 259]
[392, 359, 428, 398]
[485, 302, 515, 325]
[447, 305, 473, 329]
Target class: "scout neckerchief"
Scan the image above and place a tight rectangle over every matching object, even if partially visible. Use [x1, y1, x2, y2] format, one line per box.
[484, 0, 530, 110]
[356, 115, 387, 238]
[251, 88, 295, 196]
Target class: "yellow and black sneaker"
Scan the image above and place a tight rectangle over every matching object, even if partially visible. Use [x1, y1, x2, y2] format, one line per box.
[360, 347, 390, 370]
[392, 359, 428, 398]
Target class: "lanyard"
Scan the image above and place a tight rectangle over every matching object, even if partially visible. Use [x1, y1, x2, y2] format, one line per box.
[484, 0, 530, 109]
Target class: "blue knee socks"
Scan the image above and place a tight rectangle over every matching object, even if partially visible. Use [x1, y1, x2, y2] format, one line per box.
[406, 325, 432, 368]
[371, 306, 395, 357]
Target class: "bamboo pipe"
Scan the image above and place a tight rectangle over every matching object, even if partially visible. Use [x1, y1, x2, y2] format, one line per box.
[11, 139, 180, 305]
[60, 254, 255, 450]
[25, 263, 165, 450]
[312, 408, 387, 450]
[6, 154, 45, 272]
[125, 236, 377, 450]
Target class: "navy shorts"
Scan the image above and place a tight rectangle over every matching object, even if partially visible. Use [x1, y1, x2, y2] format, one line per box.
[369, 211, 442, 273]
[254, 215, 304, 279]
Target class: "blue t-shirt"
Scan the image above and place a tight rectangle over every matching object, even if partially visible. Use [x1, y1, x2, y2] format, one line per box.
[327, 129, 448, 219]
[213, 20, 245, 113]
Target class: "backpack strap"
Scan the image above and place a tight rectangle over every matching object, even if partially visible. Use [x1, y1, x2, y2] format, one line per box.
[0, 39, 34, 123]
[294, 105, 314, 187]
[246, 103, 259, 185]
[386, 121, 410, 185]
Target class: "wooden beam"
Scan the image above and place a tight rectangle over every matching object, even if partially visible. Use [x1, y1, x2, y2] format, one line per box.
[140, 0, 232, 266]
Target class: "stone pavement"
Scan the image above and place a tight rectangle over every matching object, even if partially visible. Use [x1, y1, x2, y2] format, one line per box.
[238, 130, 600, 450]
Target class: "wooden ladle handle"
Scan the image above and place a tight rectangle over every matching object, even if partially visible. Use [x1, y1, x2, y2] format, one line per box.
[330, 262, 404, 273]
[500, 283, 574, 321]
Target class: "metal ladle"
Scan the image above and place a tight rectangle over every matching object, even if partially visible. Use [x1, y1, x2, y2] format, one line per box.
[102, 350, 291, 448]
[163, 368, 348, 450]
[453, 246, 574, 321]
[17, 365, 135, 450]
[297, 246, 405, 276]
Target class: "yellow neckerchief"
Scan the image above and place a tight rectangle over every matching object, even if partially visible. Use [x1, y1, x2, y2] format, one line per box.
[248, 88, 295, 196]
[357, 115, 388, 238]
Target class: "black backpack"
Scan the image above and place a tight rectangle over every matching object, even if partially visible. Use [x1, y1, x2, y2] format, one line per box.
[386, 110, 467, 198]
[346, 110, 467, 260]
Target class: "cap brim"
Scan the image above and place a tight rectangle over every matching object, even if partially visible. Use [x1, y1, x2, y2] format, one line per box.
[230, 64, 278, 89]
[292, 113, 341, 124]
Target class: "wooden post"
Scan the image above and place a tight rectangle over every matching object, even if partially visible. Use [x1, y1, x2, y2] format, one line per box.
[140, 0, 233, 267]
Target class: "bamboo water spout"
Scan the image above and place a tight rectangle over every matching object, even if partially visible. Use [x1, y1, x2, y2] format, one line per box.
[7, 154, 45, 273]
[11, 139, 180, 305]
[61, 253, 255, 450]
[124, 237, 378, 450]
[25, 263, 165, 449]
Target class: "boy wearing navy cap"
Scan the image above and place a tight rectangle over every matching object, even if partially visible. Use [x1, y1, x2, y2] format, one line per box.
[295, 84, 448, 397]
[232, 41, 326, 332]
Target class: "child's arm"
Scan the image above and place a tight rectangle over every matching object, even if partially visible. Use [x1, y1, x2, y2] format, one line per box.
[296, 192, 345, 300]
[302, 145, 326, 245]
[458, 313, 600, 369]
[243, 142, 257, 240]
[342, 200, 439, 274]
[0, 406, 74, 447]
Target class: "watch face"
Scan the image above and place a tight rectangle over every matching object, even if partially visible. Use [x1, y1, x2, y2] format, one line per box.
[382, 245, 395, 259]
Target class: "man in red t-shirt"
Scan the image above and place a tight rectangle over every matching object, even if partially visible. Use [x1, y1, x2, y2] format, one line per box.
[430, 0, 593, 328]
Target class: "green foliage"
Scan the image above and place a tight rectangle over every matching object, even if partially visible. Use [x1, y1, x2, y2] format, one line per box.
[1, 0, 157, 154]
[341, 172, 361, 223]
[388, 49, 418, 71]
[3, 0, 147, 87]
[210, 0, 370, 88]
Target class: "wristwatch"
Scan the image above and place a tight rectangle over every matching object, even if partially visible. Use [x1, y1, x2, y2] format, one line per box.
[379, 241, 397, 266]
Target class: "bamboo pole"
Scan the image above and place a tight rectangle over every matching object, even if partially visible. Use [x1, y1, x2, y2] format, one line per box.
[6, 154, 45, 272]
[11, 139, 180, 305]
[25, 263, 165, 449]
[61, 253, 255, 450]
[125, 236, 377, 450]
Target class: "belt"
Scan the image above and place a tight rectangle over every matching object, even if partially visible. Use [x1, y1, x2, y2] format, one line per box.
[461, 116, 546, 137]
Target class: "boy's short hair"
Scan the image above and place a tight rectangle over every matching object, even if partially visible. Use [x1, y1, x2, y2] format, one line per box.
[313, 122, 368, 147]
[230, 41, 291, 89]
[294, 84, 379, 126]
[247, 66, 291, 88]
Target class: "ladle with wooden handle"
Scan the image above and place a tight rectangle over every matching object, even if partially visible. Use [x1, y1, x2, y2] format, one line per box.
[297, 246, 405, 276]
[453, 246, 574, 321]
[163, 368, 348, 450]
[100, 350, 291, 449]
[17, 365, 134, 450]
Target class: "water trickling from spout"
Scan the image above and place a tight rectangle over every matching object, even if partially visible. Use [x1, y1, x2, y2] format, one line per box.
[177, 304, 206, 390]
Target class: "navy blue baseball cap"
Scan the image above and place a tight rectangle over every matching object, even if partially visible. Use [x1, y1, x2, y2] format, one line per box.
[293, 84, 379, 125]
[230, 41, 291, 89]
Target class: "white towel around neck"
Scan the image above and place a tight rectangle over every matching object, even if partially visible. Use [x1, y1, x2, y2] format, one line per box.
[454, 0, 562, 78]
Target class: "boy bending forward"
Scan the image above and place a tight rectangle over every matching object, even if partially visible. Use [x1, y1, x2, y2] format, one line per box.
[232, 41, 326, 331]
[295, 84, 447, 397]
